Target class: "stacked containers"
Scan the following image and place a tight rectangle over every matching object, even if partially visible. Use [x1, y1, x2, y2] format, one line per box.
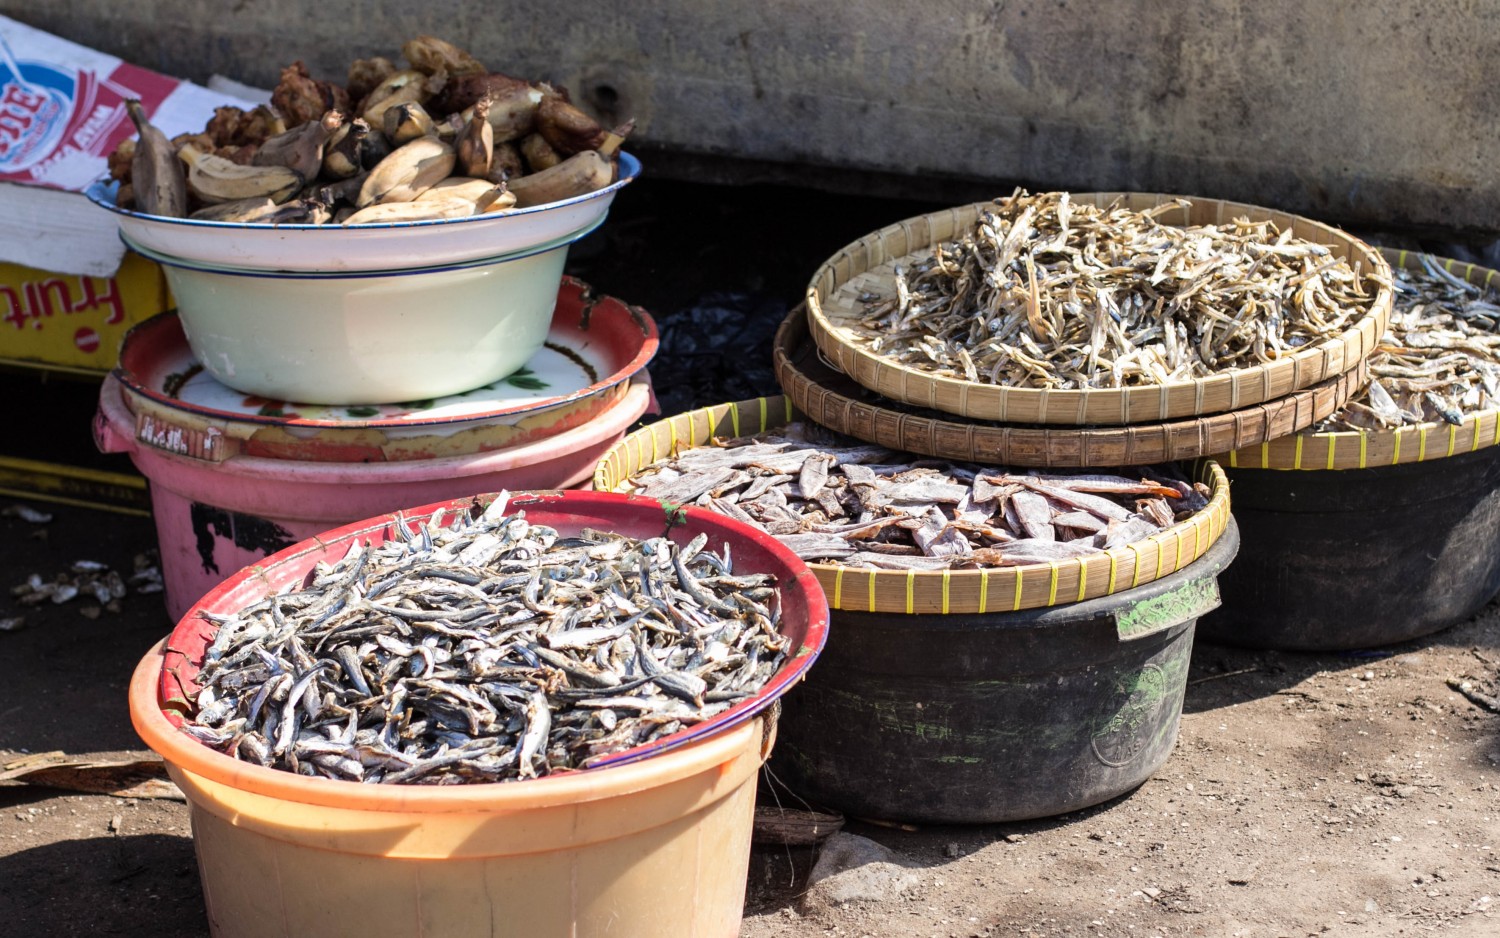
[596, 192, 1395, 822]
[95, 275, 659, 619]
[89, 155, 643, 405]
[102, 142, 828, 934]
[1201, 249, 1500, 650]
[91, 141, 651, 618]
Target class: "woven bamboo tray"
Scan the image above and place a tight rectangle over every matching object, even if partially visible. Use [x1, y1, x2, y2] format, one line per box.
[805, 192, 1393, 426]
[592, 395, 1233, 615]
[777, 305, 1366, 467]
[1213, 248, 1500, 470]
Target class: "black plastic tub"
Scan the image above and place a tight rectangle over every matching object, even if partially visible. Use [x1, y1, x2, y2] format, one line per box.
[770, 521, 1240, 825]
[1199, 446, 1500, 651]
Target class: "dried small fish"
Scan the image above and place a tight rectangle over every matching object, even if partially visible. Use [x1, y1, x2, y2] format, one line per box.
[2, 504, 53, 524]
[1317, 257, 1500, 430]
[622, 423, 1208, 570]
[181, 493, 789, 785]
[847, 190, 1383, 390]
[7, 557, 145, 613]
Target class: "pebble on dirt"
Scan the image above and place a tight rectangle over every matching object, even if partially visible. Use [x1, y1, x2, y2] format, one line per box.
[801, 832, 921, 911]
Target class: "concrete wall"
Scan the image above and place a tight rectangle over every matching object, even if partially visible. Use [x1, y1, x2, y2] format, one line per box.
[9, 1, 1499, 232]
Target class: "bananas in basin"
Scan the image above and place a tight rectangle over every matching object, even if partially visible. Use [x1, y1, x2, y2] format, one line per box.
[111, 35, 634, 225]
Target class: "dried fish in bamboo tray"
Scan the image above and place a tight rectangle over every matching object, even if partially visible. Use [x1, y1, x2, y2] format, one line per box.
[175, 493, 803, 784]
[1322, 254, 1500, 430]
[775, 304, 1366, 466]
[1217, 250, 1500, 470]
[596, 396, 1233, 615]
[807, 192, 1392, 425]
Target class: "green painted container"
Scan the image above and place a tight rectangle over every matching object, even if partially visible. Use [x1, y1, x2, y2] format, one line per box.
[771, 521, 1240, 824]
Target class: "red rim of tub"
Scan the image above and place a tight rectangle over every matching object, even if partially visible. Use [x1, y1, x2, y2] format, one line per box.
[132, 490, 830, 809]
[96, 376, 657, 481]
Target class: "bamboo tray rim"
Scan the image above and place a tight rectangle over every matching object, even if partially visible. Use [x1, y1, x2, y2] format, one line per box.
[592, 394, 1232, 615]
[805, 191, 1393, 426]
[1212, 248, 1500, 470]
[778, 304, 1367, 467]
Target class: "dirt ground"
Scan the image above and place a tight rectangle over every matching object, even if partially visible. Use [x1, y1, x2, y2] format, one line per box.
[0, 502, 1495, 938]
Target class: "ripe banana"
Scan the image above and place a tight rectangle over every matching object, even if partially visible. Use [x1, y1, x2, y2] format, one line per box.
[190, 197, 278, 223]
[360, 69, 429, 127]
[322, 118, 370, 179]
[342, 197, 475, 225]
[520, 133, 561, 172]
[124, 99, 187, 217]
[476, 188, 517, 213]
[417, 177, 514, 212]
[458, 85, 544, 143]
[536, 93, 607, 155]
[384, 101, 436, 146]
[254, 109, 344, 181]
[418, 176, 500, 202]
[356, 136, 455, 206]
[178, 143, 303, 204]
[506, 149, 613, 207]
[456, 98, 493, 178]
[430, 71, 529, 117]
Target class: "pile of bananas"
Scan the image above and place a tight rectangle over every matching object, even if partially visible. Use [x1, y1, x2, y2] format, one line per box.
[111, 35, 634, 225]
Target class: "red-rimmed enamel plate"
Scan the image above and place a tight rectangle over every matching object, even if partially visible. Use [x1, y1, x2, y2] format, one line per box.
[114, 277, 658, 462]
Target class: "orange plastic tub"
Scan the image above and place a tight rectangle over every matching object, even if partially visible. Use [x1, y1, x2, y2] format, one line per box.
[128, 490, 828, 938]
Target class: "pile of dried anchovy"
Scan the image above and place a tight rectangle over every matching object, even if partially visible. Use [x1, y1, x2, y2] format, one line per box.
[1317, 256, 1500, 430]
[851, 190, 1381, 388]
[182, 494, 787, 784]
[623, 424, 1210, 570]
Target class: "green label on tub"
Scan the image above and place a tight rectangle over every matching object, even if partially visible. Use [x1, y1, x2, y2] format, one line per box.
[1116, 578, 1221, 641]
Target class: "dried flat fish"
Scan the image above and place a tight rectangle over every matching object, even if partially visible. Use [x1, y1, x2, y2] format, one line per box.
[849, 190, 1382, 389]
[1053, 511, 1107, 534]
[180, 493, 789, 785]
[1318, 256, 1500, 430]
[798, 454, 834, 500]
[1009, 491, 1056, 541]
[620, 423, 1210, 571]
[845, 553, 959, 571]
[970, 540, 1104, 565]
[777, 533, 859, 560]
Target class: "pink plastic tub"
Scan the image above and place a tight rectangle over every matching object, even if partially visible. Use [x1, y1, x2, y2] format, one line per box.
[95, 376, 654, 620]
